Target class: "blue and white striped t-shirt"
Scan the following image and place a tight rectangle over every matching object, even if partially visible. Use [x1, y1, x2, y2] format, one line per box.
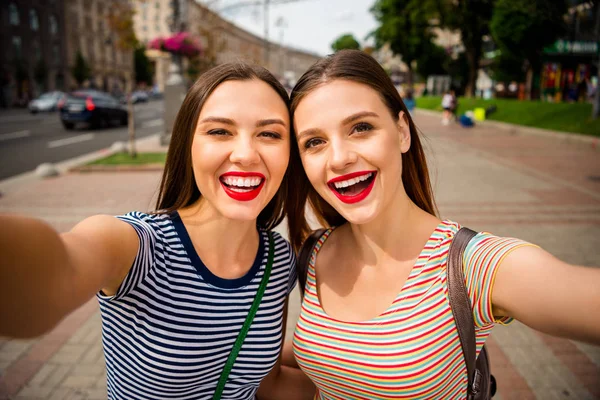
[96, 211, 297, 400]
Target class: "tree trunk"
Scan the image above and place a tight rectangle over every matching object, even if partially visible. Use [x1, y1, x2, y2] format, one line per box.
[127, 73, 136, 158]
[525, 66, 533, 101]
[465, 49, 477, 98]
[406, 65, 414, 90]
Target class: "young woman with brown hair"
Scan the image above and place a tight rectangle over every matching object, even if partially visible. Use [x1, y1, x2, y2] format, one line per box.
[286, 50, 600, 399]
[0, 62, 313, 400]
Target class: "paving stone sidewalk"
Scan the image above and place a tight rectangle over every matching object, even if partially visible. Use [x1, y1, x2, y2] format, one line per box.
[1, 113, 599, 399]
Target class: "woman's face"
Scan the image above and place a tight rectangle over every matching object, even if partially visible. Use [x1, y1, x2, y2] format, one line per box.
[294, 79, 411, 225]
[192, 79, 290, 221]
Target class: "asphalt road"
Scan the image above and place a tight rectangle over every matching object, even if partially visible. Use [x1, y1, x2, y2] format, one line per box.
[0, 100, 165, 181]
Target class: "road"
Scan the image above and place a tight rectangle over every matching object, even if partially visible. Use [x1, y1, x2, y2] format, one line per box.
[0, 100, 165, 181]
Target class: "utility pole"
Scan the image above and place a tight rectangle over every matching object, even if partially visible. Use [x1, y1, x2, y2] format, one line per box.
[593, 1, 600, 119]
[263, 0, 270, 68]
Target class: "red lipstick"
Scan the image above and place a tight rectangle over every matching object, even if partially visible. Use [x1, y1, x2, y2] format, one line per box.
[220, 172, 266, 202]
[327, 170, 377, 204]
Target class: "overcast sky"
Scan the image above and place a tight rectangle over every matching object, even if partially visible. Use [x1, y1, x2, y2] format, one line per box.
[201, 0, 378, 56]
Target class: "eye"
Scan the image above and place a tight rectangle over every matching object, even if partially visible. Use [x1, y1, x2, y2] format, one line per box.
[353, 122, 373, 133]
[304, 137, 325, 149]
[207, 128, 230, 136]
[259, 131, 282, 139]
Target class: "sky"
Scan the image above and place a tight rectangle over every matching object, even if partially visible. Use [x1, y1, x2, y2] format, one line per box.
[199, 0, 378, 56]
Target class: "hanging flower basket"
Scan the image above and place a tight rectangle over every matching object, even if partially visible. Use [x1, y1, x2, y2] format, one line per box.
[149, 32, 202, 58]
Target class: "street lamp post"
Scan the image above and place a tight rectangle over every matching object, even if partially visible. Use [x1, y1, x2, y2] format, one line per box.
[161, 0, 188, 146]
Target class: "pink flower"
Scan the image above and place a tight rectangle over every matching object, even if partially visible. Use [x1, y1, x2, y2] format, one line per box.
[150, 32, 202, 57]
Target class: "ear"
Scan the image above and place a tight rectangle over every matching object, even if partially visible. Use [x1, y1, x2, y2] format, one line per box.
[397, 111, 411, 153]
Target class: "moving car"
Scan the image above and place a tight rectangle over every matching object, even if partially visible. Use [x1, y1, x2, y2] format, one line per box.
[59, 90, 128, 130]
[28, 91, 65, 113]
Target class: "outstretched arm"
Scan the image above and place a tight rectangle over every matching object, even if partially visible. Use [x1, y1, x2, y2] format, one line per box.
[257, 299, 315, 400]
[492, 245, 600, 344]
[0, 214, 138, 338]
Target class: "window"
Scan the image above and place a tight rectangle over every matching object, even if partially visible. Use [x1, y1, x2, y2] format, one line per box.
[32, 40, 42, 61]
[156, 1, 160, 9]
[12, 36, 22, 58]
[49, 15, 58, 35]
[30, 9, 39, 31]
[53, 45, 60, 65]
[9, 3, 20, 25]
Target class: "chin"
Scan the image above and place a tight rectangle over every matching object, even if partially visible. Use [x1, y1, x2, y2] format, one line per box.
[331, 202, 381, 226]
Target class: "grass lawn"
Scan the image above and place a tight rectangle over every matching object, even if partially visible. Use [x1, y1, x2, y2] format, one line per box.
[88, 152, 167, 165]
[416, 96, 600, 137]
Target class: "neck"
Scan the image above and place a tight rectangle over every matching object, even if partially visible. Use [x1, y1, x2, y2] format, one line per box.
[346, 188, 440, 267]
[178, 198, 259, 267]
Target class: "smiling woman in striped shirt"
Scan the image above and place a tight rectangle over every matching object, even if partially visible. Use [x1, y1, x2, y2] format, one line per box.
[0, 63, 314, 400]
[285, 50, 600, 399]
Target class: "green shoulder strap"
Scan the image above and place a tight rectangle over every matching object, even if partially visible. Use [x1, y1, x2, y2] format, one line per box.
[213, 231, 274, 399]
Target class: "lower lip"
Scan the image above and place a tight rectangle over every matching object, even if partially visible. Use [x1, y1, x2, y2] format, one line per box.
[329, 173, 377, 204]
[221, 180, 265, 201]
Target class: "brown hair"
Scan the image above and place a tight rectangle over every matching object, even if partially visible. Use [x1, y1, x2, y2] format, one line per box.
[288, 49, 438, 251]
[155, 62, 304, 235]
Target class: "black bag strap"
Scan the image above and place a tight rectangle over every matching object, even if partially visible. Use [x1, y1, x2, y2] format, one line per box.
[446, 227, 479, 398]
[297, 229, 327, 297]
[212, 232, 275, 399]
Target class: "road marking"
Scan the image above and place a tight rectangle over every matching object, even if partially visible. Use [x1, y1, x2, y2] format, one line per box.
[0, 130, 31, 141]
[47, 133, 95, 148]
[142, 119, 163, 128]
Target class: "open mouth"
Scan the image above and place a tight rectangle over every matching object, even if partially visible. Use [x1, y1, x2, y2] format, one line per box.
[328, 171, 377, 204]
[220, 173, 265, 201]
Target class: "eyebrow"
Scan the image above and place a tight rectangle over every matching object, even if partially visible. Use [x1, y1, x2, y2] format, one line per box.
[297, 111, 380, 139]
[198, 117, 287, 128]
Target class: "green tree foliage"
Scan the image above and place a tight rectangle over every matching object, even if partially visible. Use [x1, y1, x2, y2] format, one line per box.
[134, 45, 154, 86]
[370, 0, 434, 87]
[331, 34, 361, 52]
[416, 43, 447, 79]
[428, 0, 496, 97]
[71, 51, 91, 86]
[490, 0, 568, 97]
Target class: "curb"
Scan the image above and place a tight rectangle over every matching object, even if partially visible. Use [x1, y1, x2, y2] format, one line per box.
[0, 134, 163, 193]
[415, 108, 600, 150]
[70, 163, 165, 173]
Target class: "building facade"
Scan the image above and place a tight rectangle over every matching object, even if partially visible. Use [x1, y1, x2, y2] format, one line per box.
[132, 0, 320, 91]
[0, 0, 68, 107]
[63, 0, 134, 94]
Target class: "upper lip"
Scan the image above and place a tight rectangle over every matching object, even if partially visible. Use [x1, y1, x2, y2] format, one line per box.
[220, 171, 265, 178]
[327, 170, 376, 185]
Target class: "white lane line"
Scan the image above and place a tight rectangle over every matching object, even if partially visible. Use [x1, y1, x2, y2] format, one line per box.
[47, 133, 95, 148]
[142, 119, 163, 128]
[0, 130, 31, 141]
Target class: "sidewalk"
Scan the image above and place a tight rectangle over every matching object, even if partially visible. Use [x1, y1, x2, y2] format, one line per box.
[1, 112, 599, 399]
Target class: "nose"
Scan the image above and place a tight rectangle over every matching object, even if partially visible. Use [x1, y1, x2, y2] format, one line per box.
[229, 135, 261, 166]
[328, 138, 358, 171]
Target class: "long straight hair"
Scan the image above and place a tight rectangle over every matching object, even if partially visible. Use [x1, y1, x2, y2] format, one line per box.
[155, 62, 305, 235]
[288, 49, 438, 252]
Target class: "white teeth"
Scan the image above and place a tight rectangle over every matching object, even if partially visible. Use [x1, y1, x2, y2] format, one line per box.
[222, 176, 262, 187]
[333, 173, 373, 189]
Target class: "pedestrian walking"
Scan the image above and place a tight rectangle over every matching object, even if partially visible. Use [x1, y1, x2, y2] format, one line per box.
[284, 50, 600, 400]
[0, 62, 314, 400]
[403, 89, 416, 117]
[441, 89, 454, 125]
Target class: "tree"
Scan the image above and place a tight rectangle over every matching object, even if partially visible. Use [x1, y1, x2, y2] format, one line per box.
[134, 45, 154, 86]
[370, 0, 434, 88]
[71, 51, 91, 86]
[490, 0, 568, 99]
[416, 42, 447, 80]
[331, 34, 361, 52]
[428, 0, 496, 97]
[107, 1, 139, 157]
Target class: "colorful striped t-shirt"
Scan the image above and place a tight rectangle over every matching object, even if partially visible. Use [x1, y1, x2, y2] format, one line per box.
[293, 220, 531, 399]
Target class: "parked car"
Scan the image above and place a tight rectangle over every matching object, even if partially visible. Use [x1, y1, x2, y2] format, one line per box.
[119, 90, 149, 104]
[59, 90, 128, 130]
[28, 91, 65, 113]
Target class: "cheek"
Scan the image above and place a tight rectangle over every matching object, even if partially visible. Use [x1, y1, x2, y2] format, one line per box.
[264, 145, 290, 178]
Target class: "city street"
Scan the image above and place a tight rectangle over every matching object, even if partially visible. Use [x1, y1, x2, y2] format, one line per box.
[0, 100, 165, 181]
[0, 110, 598, 399]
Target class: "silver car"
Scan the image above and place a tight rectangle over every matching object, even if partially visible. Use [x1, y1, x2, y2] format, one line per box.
[28, 91, 66, 113]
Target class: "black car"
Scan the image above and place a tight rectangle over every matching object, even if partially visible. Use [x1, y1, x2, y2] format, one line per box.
[59, 90, 128, 130]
